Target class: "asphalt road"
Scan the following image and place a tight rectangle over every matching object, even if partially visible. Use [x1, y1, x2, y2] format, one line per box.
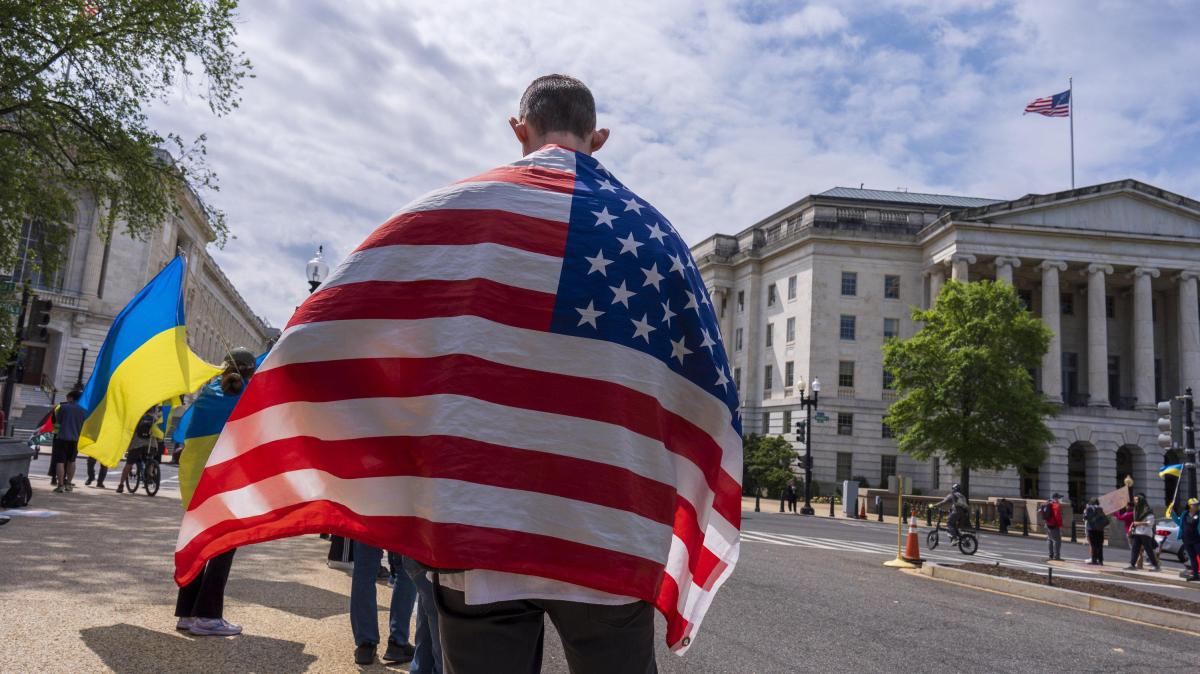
[538, 511, 1199, 673]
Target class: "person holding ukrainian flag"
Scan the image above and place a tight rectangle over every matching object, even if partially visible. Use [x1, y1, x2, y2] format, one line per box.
[76, 256, 221, 468]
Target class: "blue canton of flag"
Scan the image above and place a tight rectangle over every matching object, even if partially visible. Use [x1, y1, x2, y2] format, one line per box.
[548, 153, 741, 433]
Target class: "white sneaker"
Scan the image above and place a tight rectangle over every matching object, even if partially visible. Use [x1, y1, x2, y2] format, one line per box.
[188, 618, 242, 636]
[175, 617, 194, 631]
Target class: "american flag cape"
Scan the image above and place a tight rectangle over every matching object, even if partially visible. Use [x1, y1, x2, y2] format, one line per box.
[174, 144, 743, 653]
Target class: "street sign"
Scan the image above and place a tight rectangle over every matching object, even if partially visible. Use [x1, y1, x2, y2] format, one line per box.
[814, 412, 829, 423]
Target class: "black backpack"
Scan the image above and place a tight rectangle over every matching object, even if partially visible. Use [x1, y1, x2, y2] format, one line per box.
[1, 474, 33, 508]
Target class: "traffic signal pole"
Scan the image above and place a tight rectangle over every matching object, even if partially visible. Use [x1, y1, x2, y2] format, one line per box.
[1186, 389, 1197, 501]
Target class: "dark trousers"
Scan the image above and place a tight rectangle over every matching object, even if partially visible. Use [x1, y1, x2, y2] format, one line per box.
[86, 457, 107, 485]
[1184, 541, 1200, 578]
[999, 516, 1011, 535]
[1129, 535, 1158, 567]
[176, 549, 236, 619]
[787, 497, 797, 513]
[1086, 529, 1104, 564]
[433, 584, 657, 674]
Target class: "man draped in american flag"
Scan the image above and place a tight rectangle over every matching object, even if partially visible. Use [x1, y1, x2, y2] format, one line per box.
[175, 74, 742, 671]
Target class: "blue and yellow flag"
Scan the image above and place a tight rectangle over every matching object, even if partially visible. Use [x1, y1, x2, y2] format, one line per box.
[78, 256, 222, 467]
[1159, 464, 1183, 479]
[178, 378, 246, 508]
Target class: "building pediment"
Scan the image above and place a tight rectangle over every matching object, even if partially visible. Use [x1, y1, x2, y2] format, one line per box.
[953, 180, 1200, 240]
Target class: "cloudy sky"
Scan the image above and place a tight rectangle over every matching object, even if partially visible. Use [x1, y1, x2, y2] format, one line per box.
[148, 0, 1200, 328]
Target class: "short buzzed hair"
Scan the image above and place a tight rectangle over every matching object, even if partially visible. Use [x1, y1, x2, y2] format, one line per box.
[519, 74, 596, 139]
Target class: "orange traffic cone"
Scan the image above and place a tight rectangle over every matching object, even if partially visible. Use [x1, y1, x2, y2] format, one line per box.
[903, 514, 923, 563]
[858, 500, 867, 520]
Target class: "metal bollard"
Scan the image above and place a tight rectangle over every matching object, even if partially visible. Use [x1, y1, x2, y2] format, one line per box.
[877, 499, 884, 522]
[926, 506, 932, 527]
[1070, 517, 1077, 543]
[829, 496, 835, 517]
[974, 508, 981, 531]
[1022, 509, 1029, 536]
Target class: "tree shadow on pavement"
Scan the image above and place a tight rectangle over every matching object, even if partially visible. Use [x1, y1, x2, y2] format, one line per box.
[80, 623, 317, 674]
[226, 578, 348, 620]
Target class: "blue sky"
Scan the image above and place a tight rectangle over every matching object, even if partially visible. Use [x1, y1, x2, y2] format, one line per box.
[148, 0, 1200, 328]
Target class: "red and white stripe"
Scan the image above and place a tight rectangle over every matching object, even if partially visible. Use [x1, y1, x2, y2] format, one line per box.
[1024, 96, 1069, 117]
[174, 145, 741, 654]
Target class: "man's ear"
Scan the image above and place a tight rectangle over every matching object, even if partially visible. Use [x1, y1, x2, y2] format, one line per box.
[590, 127, 610, 153]
[509, 117, 529, 145]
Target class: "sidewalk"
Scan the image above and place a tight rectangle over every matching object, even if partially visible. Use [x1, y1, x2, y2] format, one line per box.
[0, 473, 415, 673]
[1048, 557, 1200, 590]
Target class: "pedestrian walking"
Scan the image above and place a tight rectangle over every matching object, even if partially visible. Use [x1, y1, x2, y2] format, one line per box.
[784, 481, 798, 514]
[175, 348, 258, 637]
[84, 454, 108, 488]
[1124, 493, 1160, 572]
[350, 542, 416, 666]
[401, 557, 443, 674]
[997, 498, 1013, 535]
[1082, 498, 1108, 565]
[1171, 497, 1200, 581]
[50, 390, 85, 493]
[1039, 493, 1064, 561]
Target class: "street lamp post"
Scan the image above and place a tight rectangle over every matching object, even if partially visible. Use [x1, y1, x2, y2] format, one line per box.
[75, 342, 90, 390]
[306, 246, 329, 294]
[797, 376, 821, 515]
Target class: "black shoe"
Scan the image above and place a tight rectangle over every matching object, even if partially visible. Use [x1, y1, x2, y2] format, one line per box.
[95, 482, 107, 489]
[85, 478, 93, 486]
[0, 516, 10, 526]
[382, 640, 414, 664]
[1187, 576, 1200, 582]
[354, 643, 376, 666]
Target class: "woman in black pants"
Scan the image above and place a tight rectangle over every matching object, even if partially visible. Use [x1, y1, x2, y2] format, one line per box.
[1082, 498, 1107, 565]
[1125, 493, 1161, 572]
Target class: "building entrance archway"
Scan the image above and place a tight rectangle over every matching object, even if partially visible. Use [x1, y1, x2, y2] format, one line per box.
[1067, 442, 1096, 512]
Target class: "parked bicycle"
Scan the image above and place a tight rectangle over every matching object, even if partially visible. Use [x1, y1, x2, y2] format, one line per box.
[927, 509, 978, 555]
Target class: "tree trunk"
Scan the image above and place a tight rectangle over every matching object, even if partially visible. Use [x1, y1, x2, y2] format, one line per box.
[960, 465, 971, 499]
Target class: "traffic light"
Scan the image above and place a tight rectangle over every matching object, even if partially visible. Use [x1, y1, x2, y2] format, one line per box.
[795, 420, 807, 437]
[1157, 398, 1184, 450]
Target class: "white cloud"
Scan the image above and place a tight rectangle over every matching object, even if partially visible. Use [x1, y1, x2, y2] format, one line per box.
[146, 0, 1200, 327]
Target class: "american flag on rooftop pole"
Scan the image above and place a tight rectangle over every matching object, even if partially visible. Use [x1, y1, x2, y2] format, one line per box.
[1024, 79, 1075, 188]
[173, 144, 743, 654]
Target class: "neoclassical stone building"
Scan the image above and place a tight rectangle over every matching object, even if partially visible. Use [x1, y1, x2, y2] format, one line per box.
[692, 180, 1198, 507]
[4, 179, 273, 433]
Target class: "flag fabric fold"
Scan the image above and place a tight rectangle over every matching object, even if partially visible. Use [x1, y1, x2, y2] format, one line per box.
[1024, 89, 1071, 117]
[174, 145, 742, 653]
[78, 256, 221, 467]
[1160, 464, 1183, 479]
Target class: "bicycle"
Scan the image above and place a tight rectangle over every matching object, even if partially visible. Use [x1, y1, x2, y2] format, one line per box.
[926, 510, 978, 555]
[121, 444, 161, 496]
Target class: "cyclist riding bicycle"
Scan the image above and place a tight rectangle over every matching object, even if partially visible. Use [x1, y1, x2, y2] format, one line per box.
[116, 410, 157, 494]
[934, 483, 970, 541]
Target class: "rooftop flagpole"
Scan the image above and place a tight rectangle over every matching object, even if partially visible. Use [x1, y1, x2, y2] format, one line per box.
[1069, 76, 1075, 189]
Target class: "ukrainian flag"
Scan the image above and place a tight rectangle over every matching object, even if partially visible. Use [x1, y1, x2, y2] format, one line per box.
[178, 378, 245, 508]
[78, 256, 221, 467]
[1160, 464, 1184, 479]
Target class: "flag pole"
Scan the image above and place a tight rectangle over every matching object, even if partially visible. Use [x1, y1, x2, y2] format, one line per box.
[1069, 76, 1075, 189]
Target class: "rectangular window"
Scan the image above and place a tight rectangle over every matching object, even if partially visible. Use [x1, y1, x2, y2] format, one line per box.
[1105, 295, 1115, 318]
[839, 315, 856, 340]
[883, 367, 895, 390]
[767, 284, 777, 307]
[882, 422, 893, 439]
[883, 317, 899, 339]
[734, 367, 741, 392]
[837, 412, 854, 436]
[881, 455, 897, 486]
[737, 290, 745, 313]
[838, 361, 855, 388]
[735, 328, 743, 351]
[841, 271, 858, 296]
[884, 275, 900, 299]
[786, 317, 796, 343]
[762, 411, 771, 435]
[782, 410, 792, 436]
[785, 361, 795, 388]
[787, 275, 797, 300]
[763, 365, 773, 392]
[765, 323, 774, 347]
[1018, 289, 1033, 311]
[836, 452, 853, 483]
[1061, 293, 1073, 315]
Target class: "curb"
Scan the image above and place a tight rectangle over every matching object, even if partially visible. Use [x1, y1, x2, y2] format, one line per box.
[1047, 559, 1200, 591]
[918, 563, 1200, 634]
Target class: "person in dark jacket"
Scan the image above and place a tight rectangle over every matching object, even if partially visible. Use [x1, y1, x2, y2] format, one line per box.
[784, 480, 798, 514]
[1041, 494, 1064, 561]
[1124, 493, 1160, 572]
[998, 498, 1013, 535]
[1082, 498, 1108, 565]
[1172, 497, 1200, 581]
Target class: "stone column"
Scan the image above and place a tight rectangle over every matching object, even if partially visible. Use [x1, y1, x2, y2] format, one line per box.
[951, 253, 976, 282]
[1131, 267, 1159, 409]
[1178, 271, 1200, 396]
[994, 256, 1021, 285]
[1040, 260, 1067, 403]
[1086, 264, 1113, 406]
[927, 265, 946, 307]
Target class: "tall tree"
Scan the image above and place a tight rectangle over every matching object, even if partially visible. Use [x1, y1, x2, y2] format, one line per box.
[0, 0, 249, 360]
[743, 433, 797, 508]
[883, 280, 1057, 497]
